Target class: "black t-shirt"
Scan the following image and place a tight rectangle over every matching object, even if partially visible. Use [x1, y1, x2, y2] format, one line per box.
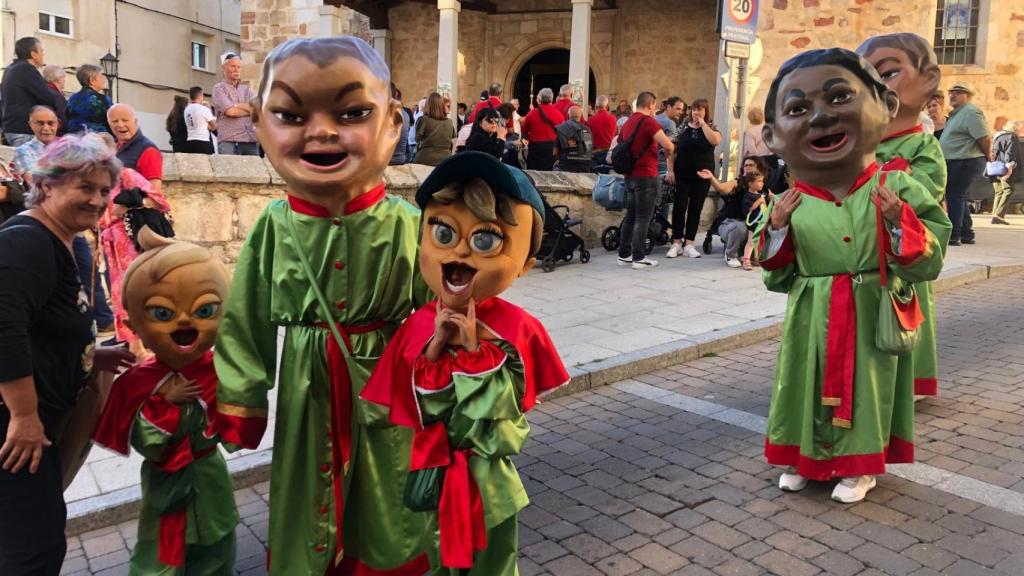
[721, 182, 747, 220]
[0, 215, 94, 435]
[674, 123, 718, 177]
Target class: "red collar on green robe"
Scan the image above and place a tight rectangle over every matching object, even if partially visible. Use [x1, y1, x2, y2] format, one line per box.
[93, 351, 218, 456]
[361, 297, 570, 428]
[286, 182, 387, 217]
[794, 162, 879, 202]
[881, 124, 924, 142]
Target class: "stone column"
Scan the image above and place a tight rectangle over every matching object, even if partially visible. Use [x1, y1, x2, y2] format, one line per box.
[436, 0, 460, 126]
[370, 29, 392, 69]
[568, 0, 593, 115]
[319, 5, 344, 36]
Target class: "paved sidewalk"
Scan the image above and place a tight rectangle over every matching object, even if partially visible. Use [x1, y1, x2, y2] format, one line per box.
[64, 268, 1024, 575]
[64, 219, 1024, 525]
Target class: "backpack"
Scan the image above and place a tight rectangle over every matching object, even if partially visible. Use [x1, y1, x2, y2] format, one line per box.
[562, 123, 593, 163]
[611, 116, 650, 175]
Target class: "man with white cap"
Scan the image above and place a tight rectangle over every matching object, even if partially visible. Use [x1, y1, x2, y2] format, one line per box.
[212, 51, 258, 155]
[939, 83, 990, 245]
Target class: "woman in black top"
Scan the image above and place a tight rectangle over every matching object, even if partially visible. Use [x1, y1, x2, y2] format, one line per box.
[0, 133, 134, 575]
[464, 108, 508, 159]
[165, 95, 189, 153]
[666, 98, 722, 259]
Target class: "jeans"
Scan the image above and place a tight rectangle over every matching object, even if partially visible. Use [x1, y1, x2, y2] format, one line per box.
[217, 141, 259, 156]
[718, 218, 747, 258]
[592, 150, 609, 173]
[4, 133, 33, 147]
[945, 157, 984, 241]
[72, 234, 114, 328]
[673, 177, 712, 241]
[618, 177, 659, 261]
[992, 178, 1013, 218]
[182, 139, 215, 155]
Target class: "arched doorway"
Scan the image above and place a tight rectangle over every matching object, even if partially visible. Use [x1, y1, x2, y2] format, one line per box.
[512, 48, 597, 110]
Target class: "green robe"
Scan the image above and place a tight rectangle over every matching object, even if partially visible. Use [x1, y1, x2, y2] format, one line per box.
[877, 129, 947, 395]
[130, 403, 238, 576]
[757, 166, 950, 480]
[214, 191, 432, 575]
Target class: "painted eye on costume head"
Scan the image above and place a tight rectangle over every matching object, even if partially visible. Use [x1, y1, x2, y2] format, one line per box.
[429, 218, 459, 248]
[470, 230, 504, 255]
[879, 69, 900, 82]
[193, 303, 220, 319]
[146, 306, 175, 322]
[830, 90, 854, 106]
[272, 110, 304, 124]
[339, 108, 373, 121]
[785, 104, 808, 117]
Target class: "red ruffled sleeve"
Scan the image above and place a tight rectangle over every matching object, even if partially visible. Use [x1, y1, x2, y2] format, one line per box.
[883, 201, 933, 267]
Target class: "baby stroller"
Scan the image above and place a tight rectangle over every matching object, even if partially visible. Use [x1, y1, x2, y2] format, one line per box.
[701, 155, 789, 254]
[600, 186, 673, 255]
[537, 195, 589, 272]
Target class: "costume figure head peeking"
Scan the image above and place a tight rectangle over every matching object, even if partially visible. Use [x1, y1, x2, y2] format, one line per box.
[253, 36, 403, 207]
[121, 227, 230, 370]
[856, 33, 941, 133]
[415, 152, 544, 313]
[762, 48, 899, 182]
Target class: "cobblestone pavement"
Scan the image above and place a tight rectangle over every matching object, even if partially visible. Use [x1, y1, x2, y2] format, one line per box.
[64, 273, 1024, 575]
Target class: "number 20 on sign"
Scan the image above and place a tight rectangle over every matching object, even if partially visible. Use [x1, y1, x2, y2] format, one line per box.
[719, 0, 759, 45]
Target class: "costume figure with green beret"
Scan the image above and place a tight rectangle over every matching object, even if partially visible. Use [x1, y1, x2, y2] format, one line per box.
[858, 33, 947, 399]
[754, 48, 950, 505]
[362, 152, 569, 575]
[213, 37, 433, 575]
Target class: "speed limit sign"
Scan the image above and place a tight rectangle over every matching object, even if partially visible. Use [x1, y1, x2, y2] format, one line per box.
[718, 0, 759, 44]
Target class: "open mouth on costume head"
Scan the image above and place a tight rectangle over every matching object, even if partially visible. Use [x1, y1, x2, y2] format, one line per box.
[171, 329, 198, 348]
[810, 132, 849, 153]
[301, 152, 347, 167]
[442, 262, 477, 296]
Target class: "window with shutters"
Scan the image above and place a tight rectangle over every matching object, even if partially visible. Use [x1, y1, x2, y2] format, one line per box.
[38, 0, 74, 38]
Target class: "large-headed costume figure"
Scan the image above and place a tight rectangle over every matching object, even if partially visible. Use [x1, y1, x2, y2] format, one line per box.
[93, 228, 237, 574]
[755, 49, 951, 504]
[212, 36, 434, 574]
[363, 152, 569, 575]
[856, 33, 946, 399]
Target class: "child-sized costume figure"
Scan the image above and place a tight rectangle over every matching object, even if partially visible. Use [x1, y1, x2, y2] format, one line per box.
[362, 152, 569, 575]
[213, 37, 433, 575]
[754, 49, 951, 504]
[857, 33, 946, 398]
[93, 228, 237, 574]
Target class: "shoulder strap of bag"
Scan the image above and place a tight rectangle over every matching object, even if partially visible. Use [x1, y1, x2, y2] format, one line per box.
[284, 209, 351, 359]
[876, 172, 889, 288]
[536, 105, 558, 130]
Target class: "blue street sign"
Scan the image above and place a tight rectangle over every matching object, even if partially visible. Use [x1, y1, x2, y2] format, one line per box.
[718, 0, 759, 45]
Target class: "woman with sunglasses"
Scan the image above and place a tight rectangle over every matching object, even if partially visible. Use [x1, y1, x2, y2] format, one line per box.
[464, 107, 508, 159]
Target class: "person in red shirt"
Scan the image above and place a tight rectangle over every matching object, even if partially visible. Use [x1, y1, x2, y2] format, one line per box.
[469, 82, 503, 123]
[520, 87, 565, 171]
[589, 95, 617, 169]
[616, 91, 674, 269]
[552, 84, 576, 119]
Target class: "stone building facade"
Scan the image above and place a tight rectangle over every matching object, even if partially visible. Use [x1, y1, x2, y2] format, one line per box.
[242, 0, 1023, 124]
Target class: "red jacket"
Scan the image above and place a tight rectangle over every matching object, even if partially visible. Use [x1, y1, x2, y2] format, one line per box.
[469, 96, 502, 123]
[589, 109, 617, 150]
[553, 98, 576, 119]
[520, 105, 565, 143]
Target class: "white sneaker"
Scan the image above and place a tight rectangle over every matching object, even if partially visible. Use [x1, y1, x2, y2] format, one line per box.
[632, 257, 659, 269]
[617, 257, 632, 266]
[779, 469, 808, 492]
[683, 245, 702, 258]
[726, 258, 742, 268]
[666, 244, 682, 258]
[832, 475, 876, 503]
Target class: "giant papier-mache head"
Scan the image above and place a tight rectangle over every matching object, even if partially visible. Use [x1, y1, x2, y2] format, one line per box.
[856, 33, 941, 130]
[414, 152, 544, 312]
[121, 227, 230, 370]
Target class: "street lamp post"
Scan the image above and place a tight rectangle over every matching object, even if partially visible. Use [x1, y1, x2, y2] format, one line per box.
[99, 52, 119, 100]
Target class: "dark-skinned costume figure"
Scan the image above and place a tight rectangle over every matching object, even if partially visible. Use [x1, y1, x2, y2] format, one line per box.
[212, 37, 433, 575]
[857, 33, 946, 399]
[93, 228, 238, 574]
[362, 152, 569, 575]
[753, 49, 951, 504]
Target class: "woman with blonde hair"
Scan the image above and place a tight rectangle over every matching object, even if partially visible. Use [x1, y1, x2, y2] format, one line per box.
[413, 92, 456, 166]
[743, 106, 772, 157]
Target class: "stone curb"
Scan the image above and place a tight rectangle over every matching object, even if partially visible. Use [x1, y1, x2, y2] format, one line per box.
[64, 262, 1024, 536]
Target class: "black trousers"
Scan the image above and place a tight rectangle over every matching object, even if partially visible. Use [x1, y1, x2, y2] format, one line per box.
[181, 139, 215, 155]
[672, 177, 712, 241]
[0, 443, 67, 575]
[527, 141, 556, 171]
